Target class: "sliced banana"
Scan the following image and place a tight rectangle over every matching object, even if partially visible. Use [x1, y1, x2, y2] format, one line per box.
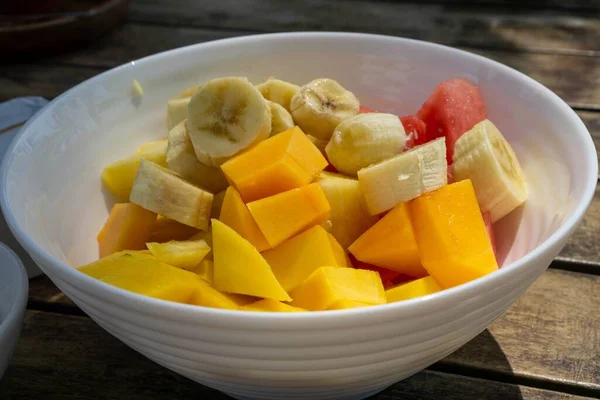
[290, 78, 359, 141]
[325, 113, 407, 177]
[166, 86, 203, 131]
[452, 119, 528, 222]
[358, 138, 447, 215]
[166, 120, 229, 193]
[268, 101, 295, 136]
[256, 78, 300, 112]
[187, 77, 271, 167]
[130, 159, 213, 230]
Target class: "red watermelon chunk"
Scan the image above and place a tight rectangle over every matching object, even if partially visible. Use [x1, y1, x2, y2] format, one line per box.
[353, 258, 413, 289]
[359, 105, 377, 114]
[417, 78, 487, 163]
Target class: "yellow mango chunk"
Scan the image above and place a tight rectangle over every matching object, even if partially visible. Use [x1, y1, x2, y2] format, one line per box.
[263, 225, 349, 292]
[78, 251, 205, 303]
[221, 126, 328, 202]
[190, 283, 255, 310]
[349, 202, 427, 278]
[148, 215, 199, 243]
[98, 203, 157, 257]
[189, 259, 213, 283]
[212, 219, 291, 301]
[317, 172, 378, 249]
[219, 187, 271, 252]
[240, 299, 307, 313]
[327, 232, 350, 268]
[290, 266, 385, 311]
[327, 300, 373, 310]
[407, 180, 498, 289]
[146, 239, 210, 270]
[386, 276, 442, 303]
[247, 183, 331, 248]
[101, 140, 168, 201]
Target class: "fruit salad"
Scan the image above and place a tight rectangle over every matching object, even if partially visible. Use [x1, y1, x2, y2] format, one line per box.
[82, 76, 529, 312]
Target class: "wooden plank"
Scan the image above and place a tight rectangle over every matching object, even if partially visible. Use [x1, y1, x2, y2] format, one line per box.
[25, 269, 600, 393]
[426, 0, 600, 11]
[128, 0, 600, 55]
[444, 269, 600, 393]
[1, 310, 594, 399]
[18, 23, 600, 110]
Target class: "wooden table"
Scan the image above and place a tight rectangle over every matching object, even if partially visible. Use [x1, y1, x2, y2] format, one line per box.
[1, 1, 599, 399]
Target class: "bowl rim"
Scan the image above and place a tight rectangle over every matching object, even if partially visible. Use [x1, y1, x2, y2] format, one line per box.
[0, 31, 597, 322]
[0, 242, 28, 337]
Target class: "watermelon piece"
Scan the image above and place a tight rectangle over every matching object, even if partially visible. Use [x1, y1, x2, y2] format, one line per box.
[359, 105, 377, 114]
[482, 211, 497, 258]
[400, 115, 426, 149]
[353, 258, 413, 289]
[416, 78, 487, 163]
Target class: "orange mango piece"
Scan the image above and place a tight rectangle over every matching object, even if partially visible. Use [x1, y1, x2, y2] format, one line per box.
[221, 126, 328, 202]
[147, 215, 199, 243]
[348, 202, 427, 278]
[385, 276, 442, 303]
[98, 203, 157, 257]
[263, 225, 349, 292]
[290, 266, 385, 311]
[247, 183, 330, 248]
[407, 179, 498, 289]
[190, 283, 255, 310]
[219, 186, 271, 252]
[240, 299, 307, 313]
[189, 259, 214, 283]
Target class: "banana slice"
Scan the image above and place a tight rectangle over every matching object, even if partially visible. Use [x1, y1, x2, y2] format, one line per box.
[268, 101, 295, 136]
[187, 77, 271, 167]
[290, 78, 359, 141]
[452, 119, 528, 222]
[358, 138, 447, 215]
[325, 113, 407, 177]
[166, 120, 229, 193]
[130, 159, 213, 230]
[256, 78, 300, 111]
[166, 86, 203, 131]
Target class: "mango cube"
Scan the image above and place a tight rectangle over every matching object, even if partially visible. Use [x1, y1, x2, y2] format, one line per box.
[78, 251, 205, 303]
[221, 126, 328, 202]
[317, 172, 378, 249]
[386, 276, 441, 303]
[189, 259, 214, 283]
[327, 300, 373, 310]
[263, 225, 349, 292]
[212, 219, 291, 301]
[101, 139, 168, 201]
[190, 283, 255, 310]
[240, 299, 307, 313]
[247, 183, 331, 247]
[98, 203, 157, 257]
[290, 266, 385, 311]
[219, 187, 271, 251]
[349, 202, 427, 278]
[148, 215, 199, 243]
[146, 239, 210, 270]
[407, 180, 498, 289]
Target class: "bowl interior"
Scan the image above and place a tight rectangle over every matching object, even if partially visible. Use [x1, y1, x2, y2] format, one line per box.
[1, 33, 594, 272]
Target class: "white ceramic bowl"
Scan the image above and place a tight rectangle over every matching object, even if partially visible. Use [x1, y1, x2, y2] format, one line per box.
[0, 33, 597, 400]
[0, 242, 28, 379]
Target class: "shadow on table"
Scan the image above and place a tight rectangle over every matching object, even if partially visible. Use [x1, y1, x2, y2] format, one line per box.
[374, 329, 522, 400]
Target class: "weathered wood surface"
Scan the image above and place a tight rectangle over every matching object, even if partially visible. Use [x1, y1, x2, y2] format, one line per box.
[1, 310, 596, 400]
[24, 269, 600, 396]
[128, 0, 600, 56]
